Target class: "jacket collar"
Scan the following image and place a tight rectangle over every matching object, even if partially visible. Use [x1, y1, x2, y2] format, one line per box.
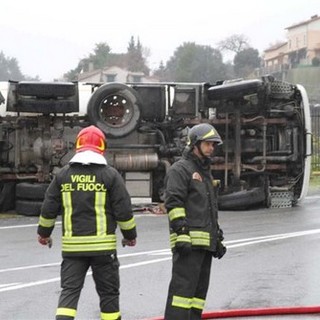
[183, 148, 211, 169]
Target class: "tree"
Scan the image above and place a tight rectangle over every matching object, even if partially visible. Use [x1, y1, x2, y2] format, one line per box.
[153, 60, 166, 80]
[126, 36, 150, 75]
[233, 48, 261, 78]
[64, 38, 150, 81]
[0, 51, 25, 81]
[79, 42, 111, 72]
[160, 42, 226, 83]
[64, 65, 83, 82]
[217, 34, 250, 54]
[63, 42, 112, 81]
[90, 42, 111, 70]
[312, 57, 320, 67]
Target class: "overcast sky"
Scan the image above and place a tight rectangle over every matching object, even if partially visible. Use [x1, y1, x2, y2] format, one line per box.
[1, 0, 319, 81]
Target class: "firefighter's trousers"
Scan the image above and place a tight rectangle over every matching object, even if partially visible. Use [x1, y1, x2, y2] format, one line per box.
[56, 254, 121, 320]
[164, 249, 213, 320]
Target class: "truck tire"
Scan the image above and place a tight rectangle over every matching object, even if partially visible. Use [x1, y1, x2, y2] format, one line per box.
[15, 199, 43, 216]
[151, 168, 166, 203]
[7, 82, 79, 113]
[16, 81, 76, 98]
[16, 100, 78, 114]
[0, 182, 16, 212]
[16, 183, 49, 200]
[87, 83, 141, 138]
[218, 187, 266, 210]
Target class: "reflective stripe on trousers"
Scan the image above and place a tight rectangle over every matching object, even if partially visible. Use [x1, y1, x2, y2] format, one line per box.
[164, 249, 213, 320]
[56, 255, 120, 320]
[172, 295, 205, 309]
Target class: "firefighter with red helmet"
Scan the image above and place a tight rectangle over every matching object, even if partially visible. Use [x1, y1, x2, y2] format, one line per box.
[164, 123, 226, 320]
[37, 125, 137, 320]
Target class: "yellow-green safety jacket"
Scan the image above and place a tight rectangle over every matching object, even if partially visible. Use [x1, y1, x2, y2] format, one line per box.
[38, 163, 136, 256]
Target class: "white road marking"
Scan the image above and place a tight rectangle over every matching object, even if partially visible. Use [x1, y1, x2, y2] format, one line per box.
[225, 228, 320, 245]
[0, 194, 319, 231]
[0, 283, 21, 288]
[226, 229, 320, 248]
[0, 221, 62, 230]
[0, 214, 149, 230]
[0, 251, 170, 273]
[0, 276, 61, 292]
[0, 228, 320, 293]
[149, 251, 172, 256]
[0, 258, 172, 293]
[120, 257, 171, 269]
[0, 263, 60, 273]
[119, 249, 170, 258]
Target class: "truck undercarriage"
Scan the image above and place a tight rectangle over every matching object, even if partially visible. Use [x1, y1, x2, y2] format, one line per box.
[0, 76, 312, 214]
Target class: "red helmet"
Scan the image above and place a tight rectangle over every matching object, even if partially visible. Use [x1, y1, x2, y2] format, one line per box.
[75, 125, 106, 154]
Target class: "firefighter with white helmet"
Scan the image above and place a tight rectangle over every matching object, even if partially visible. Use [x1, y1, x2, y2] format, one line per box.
[37, 125, 137, 320]
[164, 123, 226, 320]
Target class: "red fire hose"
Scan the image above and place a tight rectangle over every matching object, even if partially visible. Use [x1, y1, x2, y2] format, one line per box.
[145, 305, 320, 319]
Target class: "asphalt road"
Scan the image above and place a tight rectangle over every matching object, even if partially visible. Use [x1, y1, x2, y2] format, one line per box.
[0, 191, 320, 320]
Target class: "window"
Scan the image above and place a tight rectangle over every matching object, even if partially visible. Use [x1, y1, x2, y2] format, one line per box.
[132, 75, 142, 83]
[106, 74, 116, 82]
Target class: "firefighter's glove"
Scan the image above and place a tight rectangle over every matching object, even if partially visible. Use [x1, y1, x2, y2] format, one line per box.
[213, 240, 226, 259]
[217, 227, 224, 241]
[170, 218, 187, 234]
[122, 238, 137, 247]
[175, 226, 192, 255]
[38, 235, 53, 248]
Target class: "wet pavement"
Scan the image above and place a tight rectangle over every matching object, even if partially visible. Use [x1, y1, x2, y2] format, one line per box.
[0, 186, 320, 319]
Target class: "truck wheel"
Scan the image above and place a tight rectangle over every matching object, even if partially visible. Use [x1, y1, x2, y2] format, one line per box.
[87, 83, 141, 138]
[15, 199, 43, 216]
[151, 169, 165, 203]
[16, 183, 49, 200]
[218, 187, 266, 210]
[16, 81, 76, 98]
[7, 82, 79, 113]
[0, 182, 16, 212]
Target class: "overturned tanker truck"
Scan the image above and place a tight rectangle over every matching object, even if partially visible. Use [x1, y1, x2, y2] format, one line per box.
[0, 76, 312, 215]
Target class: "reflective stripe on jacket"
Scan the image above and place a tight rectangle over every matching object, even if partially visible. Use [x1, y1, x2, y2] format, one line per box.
[38, 163, 136, 256]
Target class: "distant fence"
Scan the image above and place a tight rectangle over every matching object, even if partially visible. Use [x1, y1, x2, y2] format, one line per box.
[311, 107, 320, 172]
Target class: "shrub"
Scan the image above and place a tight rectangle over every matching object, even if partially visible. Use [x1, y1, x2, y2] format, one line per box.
[312, 57, 320, 67]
